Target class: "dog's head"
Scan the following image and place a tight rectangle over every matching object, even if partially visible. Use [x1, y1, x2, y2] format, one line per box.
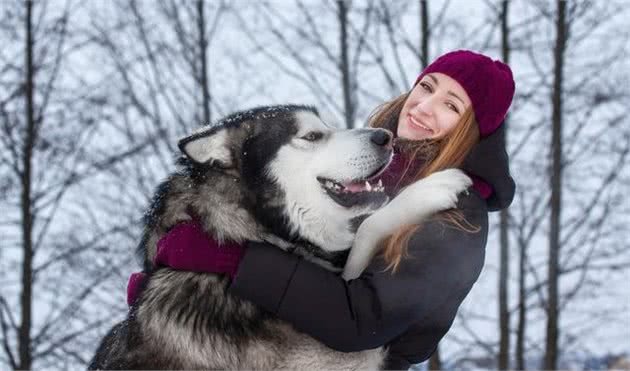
[176, 105, 392, 263]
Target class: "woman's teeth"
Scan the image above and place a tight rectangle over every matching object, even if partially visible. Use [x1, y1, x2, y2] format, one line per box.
[409, 115, 433, 133]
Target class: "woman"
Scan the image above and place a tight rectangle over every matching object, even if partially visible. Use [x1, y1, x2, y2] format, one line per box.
[149, 50, 515, 369]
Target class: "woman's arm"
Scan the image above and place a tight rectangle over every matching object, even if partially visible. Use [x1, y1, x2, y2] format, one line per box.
[229, 192, 488, 352]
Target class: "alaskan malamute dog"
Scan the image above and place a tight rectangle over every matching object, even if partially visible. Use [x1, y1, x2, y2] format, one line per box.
[89, 105, 471, 369]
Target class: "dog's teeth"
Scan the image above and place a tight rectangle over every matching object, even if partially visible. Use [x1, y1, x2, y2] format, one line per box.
[377, 179, 383, 187]
[365, 181, 372, 191]
[325, 180, 334, 189]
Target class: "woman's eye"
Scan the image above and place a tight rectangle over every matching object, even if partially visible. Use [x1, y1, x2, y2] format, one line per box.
[446, 102, 459, 113]
[420, 82, 432, 92]
[302, 132, 324, 141]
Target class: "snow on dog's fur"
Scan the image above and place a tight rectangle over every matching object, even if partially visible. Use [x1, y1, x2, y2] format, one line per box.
[88, 105, 470, 370]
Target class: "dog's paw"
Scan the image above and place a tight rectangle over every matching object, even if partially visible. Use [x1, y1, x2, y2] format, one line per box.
[423, 168, 472, 194]
[423, 168, 472, 210]
[399, 168, 472, 213]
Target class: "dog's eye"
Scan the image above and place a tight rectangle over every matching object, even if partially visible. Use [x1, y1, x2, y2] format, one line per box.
[301, 132, 324, 142]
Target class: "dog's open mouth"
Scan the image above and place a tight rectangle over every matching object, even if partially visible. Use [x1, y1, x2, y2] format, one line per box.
[317, 164, 389, 208]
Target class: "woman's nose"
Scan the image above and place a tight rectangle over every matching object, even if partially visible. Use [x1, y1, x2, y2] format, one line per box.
[413, 98, 435, 116]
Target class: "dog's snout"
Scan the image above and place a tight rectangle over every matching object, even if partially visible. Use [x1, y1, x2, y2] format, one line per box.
[370, 130, 393, 147]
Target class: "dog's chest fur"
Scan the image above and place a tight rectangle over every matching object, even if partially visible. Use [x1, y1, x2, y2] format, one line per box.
[130, 270, 384, 370]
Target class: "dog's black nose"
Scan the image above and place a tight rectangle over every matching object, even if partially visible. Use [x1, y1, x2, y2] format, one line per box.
[370, 129, 393, 147]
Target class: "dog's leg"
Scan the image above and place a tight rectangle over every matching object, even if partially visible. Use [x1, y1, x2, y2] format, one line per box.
[342, 168, 472, 280]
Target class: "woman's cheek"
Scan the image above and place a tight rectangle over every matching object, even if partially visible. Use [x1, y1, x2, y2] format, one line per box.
[441, 112, 460, 134]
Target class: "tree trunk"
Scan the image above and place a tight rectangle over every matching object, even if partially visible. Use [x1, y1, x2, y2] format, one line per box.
[516, 238, 526, 369]
[197, 0, 211, 125]
[337, 0, 353, 128]
[429, 346, 442, 370]
[498, 1, 511, 369]
[419, 0, 429, 68]
[18, 1, 35, 369]
[544, 1, 567, 369]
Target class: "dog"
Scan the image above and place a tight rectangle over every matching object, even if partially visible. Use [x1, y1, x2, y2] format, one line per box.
[88, 105, 471, 369]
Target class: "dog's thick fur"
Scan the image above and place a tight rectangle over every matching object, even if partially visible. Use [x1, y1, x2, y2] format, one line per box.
[89, 105, 471, 370]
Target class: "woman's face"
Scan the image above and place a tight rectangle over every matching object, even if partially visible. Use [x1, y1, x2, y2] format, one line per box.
[397, 72, 472, 140]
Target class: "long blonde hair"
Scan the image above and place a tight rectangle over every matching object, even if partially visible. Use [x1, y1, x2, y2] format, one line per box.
[368, 92, 481, 272]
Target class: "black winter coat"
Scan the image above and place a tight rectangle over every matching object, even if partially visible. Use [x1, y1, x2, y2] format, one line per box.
[229, 126, 515, 370]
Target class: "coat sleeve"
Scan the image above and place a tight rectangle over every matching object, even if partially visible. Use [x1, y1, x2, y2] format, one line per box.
[229, 193, 488, 353]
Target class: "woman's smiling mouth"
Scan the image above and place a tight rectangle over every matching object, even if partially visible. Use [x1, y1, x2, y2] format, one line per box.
[407, 114, 434, 134]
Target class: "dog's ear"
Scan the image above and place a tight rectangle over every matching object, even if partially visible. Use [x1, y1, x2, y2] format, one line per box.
[178, 127, 233, 168]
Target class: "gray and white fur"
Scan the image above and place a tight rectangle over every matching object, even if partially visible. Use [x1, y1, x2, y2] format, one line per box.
[88, 105, 471, 370]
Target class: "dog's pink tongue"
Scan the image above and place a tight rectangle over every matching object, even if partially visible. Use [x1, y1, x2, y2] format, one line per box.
[344, 182, 365, 193]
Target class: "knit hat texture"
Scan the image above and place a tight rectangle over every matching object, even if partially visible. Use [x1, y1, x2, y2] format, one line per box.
[415, 50, 515, 137]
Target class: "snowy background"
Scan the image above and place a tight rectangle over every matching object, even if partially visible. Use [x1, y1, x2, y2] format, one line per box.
[1, 0, 629, 370]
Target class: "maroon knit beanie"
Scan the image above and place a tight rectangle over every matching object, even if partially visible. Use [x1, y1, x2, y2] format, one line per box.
[414, 50, 515, 137]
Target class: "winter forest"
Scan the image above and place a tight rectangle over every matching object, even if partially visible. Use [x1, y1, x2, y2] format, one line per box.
[1, 0, 629, 370]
